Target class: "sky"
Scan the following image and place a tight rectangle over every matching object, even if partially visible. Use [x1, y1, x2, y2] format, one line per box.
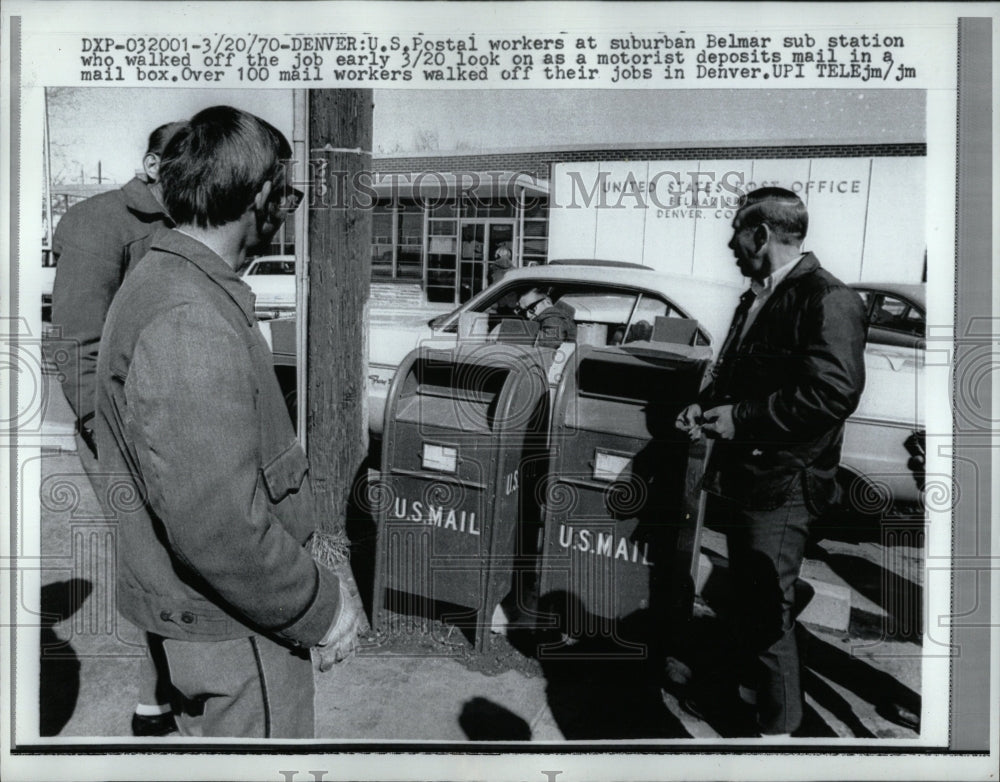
[46, 88, 924, 185]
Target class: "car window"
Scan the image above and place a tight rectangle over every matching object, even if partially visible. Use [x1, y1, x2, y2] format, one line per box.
[251, 260, 295, 275]
[870, 293, 925, 337]
[438, 280, 713, 347]
[624, 295, 668, 343]
[439, 281, 640, 342]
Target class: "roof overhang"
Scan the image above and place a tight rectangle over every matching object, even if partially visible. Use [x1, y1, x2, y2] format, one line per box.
[371, 170, 549, 200]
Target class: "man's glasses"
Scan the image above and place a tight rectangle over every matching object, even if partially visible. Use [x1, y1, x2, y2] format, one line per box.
[515, 297, 547, 317]
[274, 185, 305, 214]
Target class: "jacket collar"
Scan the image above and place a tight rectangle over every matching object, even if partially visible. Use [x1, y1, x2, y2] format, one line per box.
[750, 253, 801, 297]
[777, 251, 820, 286]
[735, 252, 821, 348]
[150, 229, 257, 325]
[121, 176, 173, 223]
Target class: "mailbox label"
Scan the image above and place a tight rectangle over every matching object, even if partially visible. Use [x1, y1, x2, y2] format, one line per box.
[391, 497, 480, 536]
[557, 524, 655, 566]
[504, 469, 519, 496]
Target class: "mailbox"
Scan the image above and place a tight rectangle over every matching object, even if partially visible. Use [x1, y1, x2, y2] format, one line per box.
[537, 342, 712, 646]
[373, 342, 552, 650]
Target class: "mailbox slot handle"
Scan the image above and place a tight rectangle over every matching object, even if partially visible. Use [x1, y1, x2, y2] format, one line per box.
[385, 467, 487, 491]
[414, 383, 497, 405]
[552, 475, 642, 494]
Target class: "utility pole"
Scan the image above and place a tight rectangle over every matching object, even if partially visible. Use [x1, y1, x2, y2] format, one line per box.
[305, 90, 374, 538]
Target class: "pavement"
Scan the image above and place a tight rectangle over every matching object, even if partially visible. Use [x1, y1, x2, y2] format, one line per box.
[33, 329, 924, 742]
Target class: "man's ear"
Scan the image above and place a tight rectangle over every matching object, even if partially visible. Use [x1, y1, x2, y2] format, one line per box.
[142, 153, 160, 183]
[253, 180, 274, 213]
[753, 223, 771, 252]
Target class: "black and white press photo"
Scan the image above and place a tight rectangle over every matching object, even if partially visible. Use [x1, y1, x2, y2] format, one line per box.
[2, 3, 996, 782]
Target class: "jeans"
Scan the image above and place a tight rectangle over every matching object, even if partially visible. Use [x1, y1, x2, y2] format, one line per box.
[712, 477, 815, 734]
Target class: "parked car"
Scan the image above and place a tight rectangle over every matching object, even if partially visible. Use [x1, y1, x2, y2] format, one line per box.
[242, 255, 296, 320]
[852, 282, 926, 349]
[264, 267, 927, 513]
[841, 282, 926, 512]
[265, 261, 741, 435]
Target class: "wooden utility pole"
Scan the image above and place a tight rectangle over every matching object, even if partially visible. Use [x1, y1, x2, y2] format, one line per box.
[306, 90, 374, 536]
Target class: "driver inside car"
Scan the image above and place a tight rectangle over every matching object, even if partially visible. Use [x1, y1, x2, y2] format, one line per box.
[516, 288, 577, 348]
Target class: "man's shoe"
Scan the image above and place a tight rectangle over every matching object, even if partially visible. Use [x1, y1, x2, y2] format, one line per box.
[131, 711, 178, 737]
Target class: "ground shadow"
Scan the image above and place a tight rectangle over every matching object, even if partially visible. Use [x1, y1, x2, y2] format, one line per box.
[684, 555, 921, 737]
[677, 555, 920, 738]
[508, 594, 691, 740]
[812, 506, 926, 548]
[799, 625, 920, 733]
[39, 578, 92, 736]
[820, 552, 923, 641]
[458, 697, 531, 740]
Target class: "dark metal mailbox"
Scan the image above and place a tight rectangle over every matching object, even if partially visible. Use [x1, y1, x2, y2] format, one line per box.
[373, 342, 552, 650]
[537, 342, 712, 644]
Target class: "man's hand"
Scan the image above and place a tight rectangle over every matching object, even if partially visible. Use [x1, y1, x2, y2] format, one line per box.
[675, 403, 705, 441]
[701, 404, 736, 440]
[314, 577, 366, 672]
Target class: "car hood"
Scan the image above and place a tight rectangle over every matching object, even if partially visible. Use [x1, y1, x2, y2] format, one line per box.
[369, 313, 441, 366]
[266, 310, 449, 364]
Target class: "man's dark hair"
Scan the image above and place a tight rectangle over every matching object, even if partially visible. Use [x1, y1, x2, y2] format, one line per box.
[736, 187, 808, 244]
[159, 106, 292, 228]
[145, 121, 188, 157]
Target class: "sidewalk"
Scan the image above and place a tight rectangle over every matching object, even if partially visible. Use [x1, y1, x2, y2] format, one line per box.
[36, 364, 923, 741]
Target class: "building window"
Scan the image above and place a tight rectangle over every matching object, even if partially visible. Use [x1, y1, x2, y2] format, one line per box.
[521, 205, 548, 266]
[371, 202, 394, 278]
[372, 198, 426, 282]
[367, 182, 549, 303]
[427, 217, 458, 303]
[397, 201, 423, 280]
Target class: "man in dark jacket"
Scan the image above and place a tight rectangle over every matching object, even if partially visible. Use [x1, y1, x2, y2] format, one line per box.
[676, 187, 867, 737]
[51, 121, 184, 452]
[50, 121, 185, 736]
[517, 288, 577, 348]
[94, 106, 364, 738]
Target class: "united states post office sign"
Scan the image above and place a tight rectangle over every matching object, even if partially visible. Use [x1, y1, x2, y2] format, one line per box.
[547, 157, 925, 286]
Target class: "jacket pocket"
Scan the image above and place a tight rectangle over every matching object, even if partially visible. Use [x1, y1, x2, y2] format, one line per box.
[803, 466, 839, 516]
[261, 440, 309, 503]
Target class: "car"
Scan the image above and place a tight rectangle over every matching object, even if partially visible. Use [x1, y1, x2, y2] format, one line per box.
[266, 261, 741, 434]
[840, 282, 926, 512]
[264, 267, 927, 515]
[241, 255, 296, 320]
[851, 282, 926, 349]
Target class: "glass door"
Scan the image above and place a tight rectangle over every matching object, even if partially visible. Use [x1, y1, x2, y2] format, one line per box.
[459, 223, 485, 303]
[458, 220, 515, 303]
[485, 221, 514, 286]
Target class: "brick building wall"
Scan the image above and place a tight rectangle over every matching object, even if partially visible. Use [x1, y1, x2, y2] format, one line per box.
[373, 143, 926, 177]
